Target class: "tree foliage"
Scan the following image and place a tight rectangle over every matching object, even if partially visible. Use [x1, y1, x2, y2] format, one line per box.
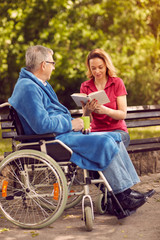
[0, 0, 159, 108]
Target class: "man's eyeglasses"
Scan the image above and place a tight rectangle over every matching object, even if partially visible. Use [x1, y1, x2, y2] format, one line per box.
[45, 61, 56, 66]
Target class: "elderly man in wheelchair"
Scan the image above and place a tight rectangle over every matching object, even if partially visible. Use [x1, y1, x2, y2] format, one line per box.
[0, 45, 154, 231]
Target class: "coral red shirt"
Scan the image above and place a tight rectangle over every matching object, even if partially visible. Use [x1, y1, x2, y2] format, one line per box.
[80, 76, 128, 132]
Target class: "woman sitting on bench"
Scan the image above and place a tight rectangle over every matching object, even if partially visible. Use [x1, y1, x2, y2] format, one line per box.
[80, 48, 130, 148]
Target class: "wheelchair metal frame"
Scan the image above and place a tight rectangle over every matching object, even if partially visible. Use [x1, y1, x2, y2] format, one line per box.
[0, 102, 130, 231]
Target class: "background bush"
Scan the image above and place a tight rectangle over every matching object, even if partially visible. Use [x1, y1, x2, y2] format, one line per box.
[0, 0, 159, 108]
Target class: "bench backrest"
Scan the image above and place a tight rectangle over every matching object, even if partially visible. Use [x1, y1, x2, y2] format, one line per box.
[2, 103, 160, 135]
[70, 104, 160, 129]
[126, 105, 160, 128]
[0, 104, 19, 139]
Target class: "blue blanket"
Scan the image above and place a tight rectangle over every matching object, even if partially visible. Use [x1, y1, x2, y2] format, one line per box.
[9, 67, 121, 171]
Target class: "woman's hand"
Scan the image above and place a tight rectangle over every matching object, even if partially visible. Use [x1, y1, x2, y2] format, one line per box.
[93, 104, 107, 114]
[94, 95, 127, 120]
[81, 99, 98, 115]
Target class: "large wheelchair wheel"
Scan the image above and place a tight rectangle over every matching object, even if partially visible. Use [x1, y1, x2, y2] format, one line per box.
[0, 150, 68, 229]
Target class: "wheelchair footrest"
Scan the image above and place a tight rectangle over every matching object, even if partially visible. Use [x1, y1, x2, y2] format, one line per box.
[115, 209, 136, 219]
[107, 191, 136, 219]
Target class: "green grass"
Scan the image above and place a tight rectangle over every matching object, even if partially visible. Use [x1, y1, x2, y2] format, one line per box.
[0, 126, 160, 156]
[0, 129, 12, 156]
[0, 140, 12, 156]
[128, 126, 160, 140]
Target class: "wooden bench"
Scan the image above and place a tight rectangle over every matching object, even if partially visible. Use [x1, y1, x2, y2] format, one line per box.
[70, 104, 160, 154]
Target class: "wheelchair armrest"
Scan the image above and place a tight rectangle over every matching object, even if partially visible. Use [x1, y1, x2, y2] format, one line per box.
[14, 133, 56, 142]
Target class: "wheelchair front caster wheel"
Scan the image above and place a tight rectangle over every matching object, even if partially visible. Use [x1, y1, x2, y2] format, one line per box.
[95, 193, 108, 214]
[84, 206, 93, 231]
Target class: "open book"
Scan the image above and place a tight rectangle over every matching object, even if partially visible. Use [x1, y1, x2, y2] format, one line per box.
[71, 90, 110, 107]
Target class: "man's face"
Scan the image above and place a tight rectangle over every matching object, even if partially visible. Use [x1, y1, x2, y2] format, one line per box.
[43, 54, 55, 81]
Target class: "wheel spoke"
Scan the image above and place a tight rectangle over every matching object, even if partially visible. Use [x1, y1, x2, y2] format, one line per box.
[0, 151, 68, 229]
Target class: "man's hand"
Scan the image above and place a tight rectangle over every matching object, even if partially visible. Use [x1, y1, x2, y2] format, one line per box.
[71, 118, 84, 131]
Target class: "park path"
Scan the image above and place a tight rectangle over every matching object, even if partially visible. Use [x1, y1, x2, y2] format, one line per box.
[0, 173, 160, 240]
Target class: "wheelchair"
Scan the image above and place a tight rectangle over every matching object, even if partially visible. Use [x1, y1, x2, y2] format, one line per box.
[0, 103, 131, 231]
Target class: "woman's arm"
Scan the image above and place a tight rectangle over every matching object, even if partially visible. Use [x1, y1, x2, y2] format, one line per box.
[94, 95, 127, 120]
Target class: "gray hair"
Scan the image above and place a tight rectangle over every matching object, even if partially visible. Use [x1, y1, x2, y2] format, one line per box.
[25, 45, 54, 72]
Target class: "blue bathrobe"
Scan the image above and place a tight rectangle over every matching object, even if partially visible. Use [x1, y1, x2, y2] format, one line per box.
[8, 68, 121, 171]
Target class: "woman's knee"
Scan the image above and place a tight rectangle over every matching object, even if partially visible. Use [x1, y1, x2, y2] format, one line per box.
[114, 130, 130, 148]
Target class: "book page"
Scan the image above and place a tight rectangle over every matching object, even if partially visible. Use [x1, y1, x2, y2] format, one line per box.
[71, 94, 89, 107]
[71, 90, 110, 106]
[71, 93, 87, 97]
[89, 90, 110, 104]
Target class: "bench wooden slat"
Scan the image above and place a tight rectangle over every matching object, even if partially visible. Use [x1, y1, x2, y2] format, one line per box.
[70, 109, 82, 114]
[126, 119, 160, 128]
[127, 105, 160, 112]
[0, 114, 12, 122]
[130, 137, 160, 145]
[127, 142, 160, 153]
[2, 131, 17, 138]
[70, 109, 82, 118]
[1, 122, 15, 129]
[126, 111, 160, 120]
